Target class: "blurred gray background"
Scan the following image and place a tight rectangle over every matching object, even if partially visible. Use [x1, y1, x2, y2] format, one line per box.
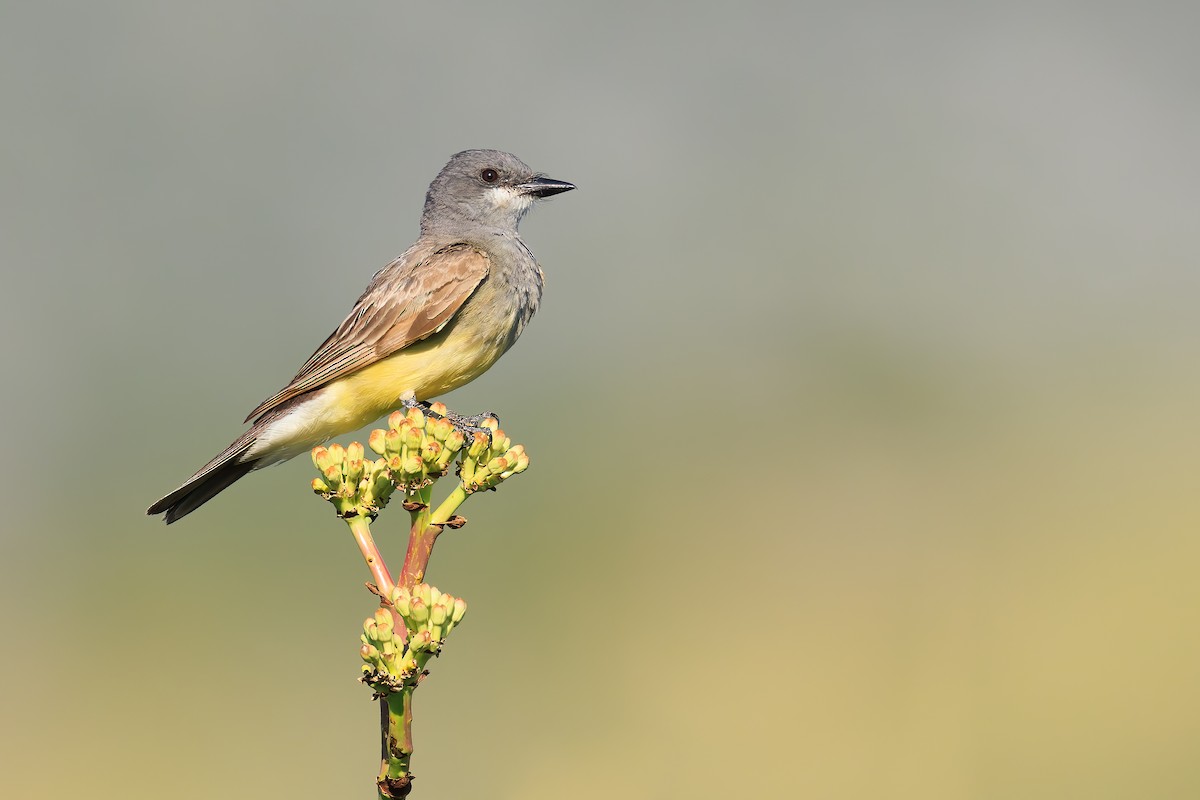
[2, 2, 1199, 798]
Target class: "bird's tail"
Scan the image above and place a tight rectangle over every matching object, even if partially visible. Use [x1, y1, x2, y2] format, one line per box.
[147, 433, 260, 524]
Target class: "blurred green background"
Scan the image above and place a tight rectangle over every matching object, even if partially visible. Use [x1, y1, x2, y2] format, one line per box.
[2, 2, 1198, 798]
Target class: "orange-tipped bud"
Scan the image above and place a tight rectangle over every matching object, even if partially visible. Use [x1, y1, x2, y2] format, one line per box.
[467, 431, 489, 459]
[402, 455, 424, 479]
[402, 424, 423, 452]
[408, 596, 429, 623]
[421, 440, 442, 464]
[428, 416, 453, 442]
[407, 629, 433, 653]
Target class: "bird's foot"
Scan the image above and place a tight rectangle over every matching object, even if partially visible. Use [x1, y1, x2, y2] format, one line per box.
[401, 397, 500, 446]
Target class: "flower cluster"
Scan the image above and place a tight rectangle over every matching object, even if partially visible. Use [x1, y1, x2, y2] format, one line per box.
[311, 441, 396, 518]
[457, 418, 530, 494]
[368, 406, 467, 493]
[360, 583, 467, 693]
[311, 403, 531, 518]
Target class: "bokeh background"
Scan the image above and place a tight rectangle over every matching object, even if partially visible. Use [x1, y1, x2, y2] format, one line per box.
[2, 2, 1198, 798]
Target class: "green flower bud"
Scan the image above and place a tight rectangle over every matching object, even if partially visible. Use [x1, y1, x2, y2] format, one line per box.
[451, 597, 467, 623]
[409, 597, 429, 624]
[384, 428, 403, 458]
[427, 416, 453, 442]
[430, 603, 448, 626]
[374, 608, 393, 634]
[345, 458, 365, 491]
[312, 477, 330, 494]
[322, 464, 343, 491]
[370, 469, 394, 505]
[405, 407, 426, 430]
[368, 428, 387, 455]
[402, 424, 423, 453]
[387, 410, 406, 430]
[428, 401, 449, 417]
[467, 432, 489, 459]
[407, 629, 433, 653]
[392, 588, 412, 617]
[444, 429, 466, 453]
[421, 439, 442, 465]
[402, 455, 424, 481]
[434, 441, 458, 472]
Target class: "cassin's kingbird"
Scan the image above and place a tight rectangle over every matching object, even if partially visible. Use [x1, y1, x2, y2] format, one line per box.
[148, 150, 574, 523]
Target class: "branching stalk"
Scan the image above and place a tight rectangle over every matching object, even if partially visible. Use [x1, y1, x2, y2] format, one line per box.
[309, 404, 527, 798]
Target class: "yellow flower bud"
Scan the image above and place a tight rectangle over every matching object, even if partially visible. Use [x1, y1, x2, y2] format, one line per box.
[421, 440, 442, 465]
[384, 428, 403, 458]
[409, 597, 429, 624]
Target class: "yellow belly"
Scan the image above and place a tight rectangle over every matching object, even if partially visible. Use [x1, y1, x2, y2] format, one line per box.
[329, 324, 510, 425]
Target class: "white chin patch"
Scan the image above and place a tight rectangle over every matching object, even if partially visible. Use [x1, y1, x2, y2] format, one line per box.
[490, 186, 534, 215]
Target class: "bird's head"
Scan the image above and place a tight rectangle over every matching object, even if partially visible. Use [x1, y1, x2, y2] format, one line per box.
[421, 149, 575, 233]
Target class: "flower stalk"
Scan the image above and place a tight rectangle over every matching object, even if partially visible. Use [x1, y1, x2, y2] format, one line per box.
[310, 402, 529, 798]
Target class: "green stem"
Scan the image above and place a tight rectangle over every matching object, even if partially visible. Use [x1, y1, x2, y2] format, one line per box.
[376, 690, 414, 798]
[430, 486, 469, 525]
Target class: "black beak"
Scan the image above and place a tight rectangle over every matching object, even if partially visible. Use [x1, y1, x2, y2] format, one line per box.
[518, 176, 576, 198]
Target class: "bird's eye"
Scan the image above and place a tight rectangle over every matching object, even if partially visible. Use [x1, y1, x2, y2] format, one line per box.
[480, 168, 499, 184]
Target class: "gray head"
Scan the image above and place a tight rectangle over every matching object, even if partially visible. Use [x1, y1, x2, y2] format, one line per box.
[420, 149, 575, 234]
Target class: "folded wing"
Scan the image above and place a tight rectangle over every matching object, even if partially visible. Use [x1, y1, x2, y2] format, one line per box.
[244, 243, 490, 422]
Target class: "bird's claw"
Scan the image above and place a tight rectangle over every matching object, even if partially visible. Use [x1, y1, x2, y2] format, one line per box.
[400, 398, 499, 446]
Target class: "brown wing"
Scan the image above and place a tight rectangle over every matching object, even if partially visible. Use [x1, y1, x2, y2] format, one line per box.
[244, 243, 490, 422]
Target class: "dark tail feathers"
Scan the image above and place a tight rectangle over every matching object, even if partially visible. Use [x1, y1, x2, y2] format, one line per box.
[147, 436, 258, 524]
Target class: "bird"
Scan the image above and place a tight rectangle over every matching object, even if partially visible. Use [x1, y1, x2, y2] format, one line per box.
[147, 149, 574, 523]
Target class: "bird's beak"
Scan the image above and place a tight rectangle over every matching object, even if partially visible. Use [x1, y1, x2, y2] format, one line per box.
[518, 176, 576, 198]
